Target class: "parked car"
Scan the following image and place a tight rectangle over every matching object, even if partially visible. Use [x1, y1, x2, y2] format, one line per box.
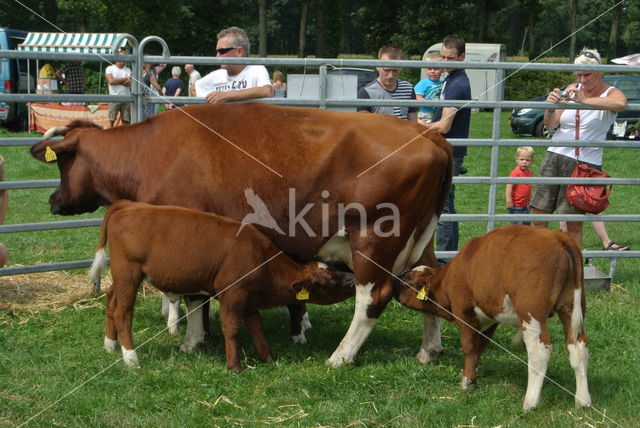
[0, 27, 32, 131]
[509, 75, 640, 139]
[326, 67, 377, 91]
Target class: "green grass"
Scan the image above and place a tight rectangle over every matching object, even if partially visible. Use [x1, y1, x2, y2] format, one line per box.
[1, 114, 639, 427]
[1, 289, 639, 427]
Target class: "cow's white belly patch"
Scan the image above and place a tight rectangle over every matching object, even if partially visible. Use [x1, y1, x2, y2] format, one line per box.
[474, 295, 519, 329]
[315, 228, 353, 270]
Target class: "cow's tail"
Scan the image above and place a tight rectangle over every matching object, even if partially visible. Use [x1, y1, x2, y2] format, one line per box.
[560, 233, 586, 343]
[88, 200, 129, 286]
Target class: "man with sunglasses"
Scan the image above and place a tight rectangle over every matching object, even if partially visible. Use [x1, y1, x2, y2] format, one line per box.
[196, 27, 274, 103]
[357, 45, 417, 122]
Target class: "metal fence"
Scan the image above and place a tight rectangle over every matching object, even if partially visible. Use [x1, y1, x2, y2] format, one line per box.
[1, 34, 640, 278]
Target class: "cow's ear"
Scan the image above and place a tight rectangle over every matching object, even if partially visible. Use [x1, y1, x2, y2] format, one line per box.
[31, 135, 80, 163]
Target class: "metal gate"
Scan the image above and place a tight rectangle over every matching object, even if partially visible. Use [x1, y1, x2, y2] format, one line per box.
[1, 34, 639, 279]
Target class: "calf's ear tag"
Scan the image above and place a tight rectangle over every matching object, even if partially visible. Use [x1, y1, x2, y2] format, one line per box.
[416, 286, 429, 301]
[296, 287, 309, 301]
[45, 146, 57, 162]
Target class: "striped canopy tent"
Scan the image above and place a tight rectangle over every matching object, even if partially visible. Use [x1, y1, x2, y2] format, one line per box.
[17, 32, 128, 54]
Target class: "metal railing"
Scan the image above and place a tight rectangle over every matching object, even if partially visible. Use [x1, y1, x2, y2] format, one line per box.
[2, 35, 640, 278]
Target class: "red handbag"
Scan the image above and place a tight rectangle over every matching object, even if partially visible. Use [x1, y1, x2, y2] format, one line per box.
[565, 109, 612, 214]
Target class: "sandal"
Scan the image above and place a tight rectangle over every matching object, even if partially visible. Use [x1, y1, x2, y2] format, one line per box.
[603, 241, 630, 251]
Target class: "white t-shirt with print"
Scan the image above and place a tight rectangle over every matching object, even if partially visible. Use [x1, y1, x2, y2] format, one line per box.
[195, 65, 271, 97]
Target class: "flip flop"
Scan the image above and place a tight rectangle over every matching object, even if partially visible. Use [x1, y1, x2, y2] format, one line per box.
[603, 241, 630, 251]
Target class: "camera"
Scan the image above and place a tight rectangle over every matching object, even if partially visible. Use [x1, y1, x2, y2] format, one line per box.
[559, 90, 570, 100]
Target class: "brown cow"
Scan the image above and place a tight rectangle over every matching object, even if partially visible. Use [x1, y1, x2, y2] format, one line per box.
[31, 102, 452, 366]
[394, 226, 591, 411]
[89, 200, 355, 370]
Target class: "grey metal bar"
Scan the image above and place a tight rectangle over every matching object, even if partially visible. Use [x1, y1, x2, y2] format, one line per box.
[0, 180, 60, 190]
[0, 218, 102, 234]
[0, 260, 95, 276]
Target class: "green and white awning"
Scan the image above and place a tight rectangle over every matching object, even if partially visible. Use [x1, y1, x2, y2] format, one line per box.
[17, 33, 128, 54]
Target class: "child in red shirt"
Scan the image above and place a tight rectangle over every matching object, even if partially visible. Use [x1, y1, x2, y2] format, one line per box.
[506, 146, 534, 225]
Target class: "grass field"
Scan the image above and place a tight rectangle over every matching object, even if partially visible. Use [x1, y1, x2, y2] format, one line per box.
[1, 112, 639, 427]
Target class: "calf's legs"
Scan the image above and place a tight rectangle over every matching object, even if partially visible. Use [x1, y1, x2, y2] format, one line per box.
[521, 317, 552, 411]
[180, 299, 206, 353]
[243, 311, 273, 362]
[416, 313, 442, 364]
[557, 310, 591, 408]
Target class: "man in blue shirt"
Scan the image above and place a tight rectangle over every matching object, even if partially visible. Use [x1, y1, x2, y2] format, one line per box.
[428, 34, 471, 254]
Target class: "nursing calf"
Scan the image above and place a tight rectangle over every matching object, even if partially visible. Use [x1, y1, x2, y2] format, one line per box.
[88, 200, 354, 371]
[394, 226, 591, 411]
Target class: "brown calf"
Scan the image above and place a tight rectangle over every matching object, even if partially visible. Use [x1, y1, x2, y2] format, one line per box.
[394, 225, 590, 411]
[89, 200, 354, 371]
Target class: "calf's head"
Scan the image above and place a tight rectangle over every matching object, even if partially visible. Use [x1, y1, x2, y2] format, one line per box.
[291, 263, 355, 304]
[394, 265, 437, 311]
[31, 122, 104, 215]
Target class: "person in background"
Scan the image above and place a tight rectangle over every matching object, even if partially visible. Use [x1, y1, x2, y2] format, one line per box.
[55, 61, 85, 94]
[428, 34, 472, 254]
[357, 45, 417, 122]
[142, 63, 163, 118]
[272, 70, 287, 98]
[162, 66, 184, 111]
[105, 49, 132, 127]
[506, 146, 534, 225]
[184, 64, 201, 97]
[530, 48, 627, 248]
[414, 52, 443, 125]
[196, 26, 273, 103]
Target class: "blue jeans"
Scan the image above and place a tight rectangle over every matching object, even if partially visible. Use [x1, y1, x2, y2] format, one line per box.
[436, 155, 464, 252]
[508, 206, 531, 225]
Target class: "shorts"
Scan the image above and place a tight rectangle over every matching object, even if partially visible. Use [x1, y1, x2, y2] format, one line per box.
[530, 151, 601, 214]
[108, 102, 131, 123]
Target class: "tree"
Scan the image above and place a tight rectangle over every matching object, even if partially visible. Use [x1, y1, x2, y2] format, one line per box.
[607, 0, 622, 59]
[297, 0, 309, 57]
[258, 0, 268, 56]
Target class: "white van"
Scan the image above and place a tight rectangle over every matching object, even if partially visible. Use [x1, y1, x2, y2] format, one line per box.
[421, 43, 506, 103]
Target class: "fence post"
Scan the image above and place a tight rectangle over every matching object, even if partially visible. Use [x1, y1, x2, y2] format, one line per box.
[486, 67, 506, 232]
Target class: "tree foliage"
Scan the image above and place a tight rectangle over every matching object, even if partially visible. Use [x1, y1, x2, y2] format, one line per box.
[1, 0, 638, 59]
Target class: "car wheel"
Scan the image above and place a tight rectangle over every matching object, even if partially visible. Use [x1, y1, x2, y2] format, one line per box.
[535, 120, 553, 138]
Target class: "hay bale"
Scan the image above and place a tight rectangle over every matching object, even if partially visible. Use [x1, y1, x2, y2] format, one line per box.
[0, 271, 110, 313]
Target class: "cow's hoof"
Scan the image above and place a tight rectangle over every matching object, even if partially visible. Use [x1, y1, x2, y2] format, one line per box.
[167, 324, 180, 336]
[228, 365, 243, 373]
[326, 353, 352, 368]
[104, 337, 117, 353]
[179, 342, 199, 353]
[575, 395, 592, 409]
[122, 348, 140, 368]
[416, 346, 442, 364]
[291, 333, 307, 344]
[461, 376, 476, 391]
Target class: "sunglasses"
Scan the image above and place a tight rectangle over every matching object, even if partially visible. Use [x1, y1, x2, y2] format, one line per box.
[578, 51, 600, 63]
[216, 47, 238, 55]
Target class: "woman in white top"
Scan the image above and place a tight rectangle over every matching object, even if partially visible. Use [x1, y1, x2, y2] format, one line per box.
[530, 49, 627, 248]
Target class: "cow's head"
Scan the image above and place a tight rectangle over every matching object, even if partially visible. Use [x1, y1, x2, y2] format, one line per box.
[291, 262, 355, 305]
[394, 265, 437, 310]
[31, 121, 104, 215]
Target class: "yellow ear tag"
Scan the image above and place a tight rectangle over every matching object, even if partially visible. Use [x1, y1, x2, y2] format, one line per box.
[45, 146, 57, 162]
[296, 287, 309, 301]
[416, 286, 429, 301]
